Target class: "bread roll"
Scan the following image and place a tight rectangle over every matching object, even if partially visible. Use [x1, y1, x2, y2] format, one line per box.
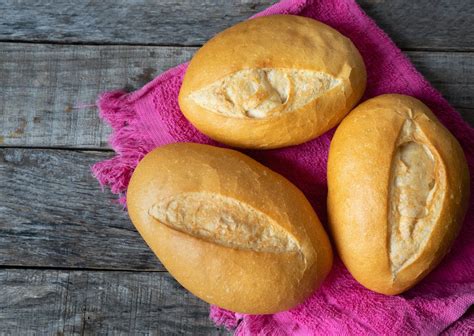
[179, 15, 366, 149]
[127, 143, 333, 313]
[327, 94, 469, 295]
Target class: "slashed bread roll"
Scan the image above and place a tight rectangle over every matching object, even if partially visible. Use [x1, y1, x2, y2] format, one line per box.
[127, 143, 333, 313]
[179, 15, 366, 149]
[327, 94, 469, 295]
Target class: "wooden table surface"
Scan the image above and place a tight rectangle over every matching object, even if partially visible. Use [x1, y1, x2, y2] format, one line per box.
[0, 0, 473, 334]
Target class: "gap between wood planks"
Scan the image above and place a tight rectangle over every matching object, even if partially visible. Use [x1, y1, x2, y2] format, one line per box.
[0, 39, 472, 53]
[0, 265, 167, 272]
[0, 39, 203, 48]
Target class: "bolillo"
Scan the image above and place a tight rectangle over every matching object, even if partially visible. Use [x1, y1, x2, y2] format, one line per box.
[179, 15, 366, 149]
[127, 143, 333, 314]
[327, 94, 470, 295]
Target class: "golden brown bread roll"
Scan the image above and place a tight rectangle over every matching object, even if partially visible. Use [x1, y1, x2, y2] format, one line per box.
[127, 143, 333, 314]
[179, 15, 366, 149]
[327, 94, 470, 295]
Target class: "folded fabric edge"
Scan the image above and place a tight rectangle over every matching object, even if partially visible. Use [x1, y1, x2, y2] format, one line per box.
[209, 306, 240, 330]
[251, 0, 311, 18]
[210, 306, 297, 336]
[440, 307, 474, 335]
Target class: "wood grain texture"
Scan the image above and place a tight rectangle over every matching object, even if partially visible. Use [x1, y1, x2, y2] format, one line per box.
[0, 43, 472, 148]
[0, 0, 473, 50]
[0, 148, 162, 270]
[0, 268, 228, 335]
[406, 51, 474, 109]
[0, 43, 195, 148]
[358, 0, 474, 51]
[0, 0, 275, 46]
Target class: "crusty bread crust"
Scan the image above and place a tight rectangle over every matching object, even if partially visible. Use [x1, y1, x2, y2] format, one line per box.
[327, 94, 470, 295]
[179, 15, 366, 149]
[128, 143, 333, 313]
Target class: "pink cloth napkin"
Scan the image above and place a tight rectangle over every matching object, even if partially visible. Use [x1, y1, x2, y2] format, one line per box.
[92, 0, 474, 334]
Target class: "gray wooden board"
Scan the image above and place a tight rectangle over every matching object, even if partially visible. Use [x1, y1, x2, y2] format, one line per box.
[0, 148, 161, 270]
[0, 43, 195, 149]
[0, 43, 473, 149]
[0, 0, 276, 46]
[0, 268, 228, 335]
[0, 0, 473, 50]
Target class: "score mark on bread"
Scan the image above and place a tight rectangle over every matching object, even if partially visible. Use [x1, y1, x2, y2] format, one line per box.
[388, 117, 446, 278]
[149, 192, 300, 253]
[189, 68, 341, 119]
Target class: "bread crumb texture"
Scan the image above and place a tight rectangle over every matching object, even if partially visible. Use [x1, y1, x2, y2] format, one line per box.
[189, 68, 341, 118]
[149, 192, 300, 253]
[388, 118, 446, 277]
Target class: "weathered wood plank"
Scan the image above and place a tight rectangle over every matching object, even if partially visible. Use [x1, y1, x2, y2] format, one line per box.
[0, 148, 162, 270]
[0, 43, 472, 149]
[358, 0, 474, 51]
[0, 0, 473, 50]
[0, 43, 195, 148]
[0, 268, 228, 335]
[406, 51, 474, 109]
[0, 0, 275, 46]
